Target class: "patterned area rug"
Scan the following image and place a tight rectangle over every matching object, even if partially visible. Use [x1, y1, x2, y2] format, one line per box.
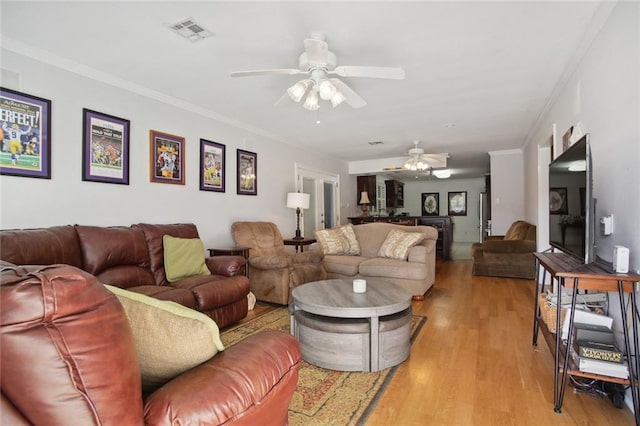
[221, 308, 426, 426]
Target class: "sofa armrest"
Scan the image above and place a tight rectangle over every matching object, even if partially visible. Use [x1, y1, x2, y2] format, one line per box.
[249, 255, 290, 270]
[484, 235, 505, 241]
[481, 239, 536, 254]
[144, 331, 301, 426]
[205, 255, 246, 277]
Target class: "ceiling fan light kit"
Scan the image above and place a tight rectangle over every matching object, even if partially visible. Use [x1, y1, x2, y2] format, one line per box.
[231, 32, 405, 112]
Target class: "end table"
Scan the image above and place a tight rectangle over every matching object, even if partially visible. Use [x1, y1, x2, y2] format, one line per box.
[283, 238, 316, 253]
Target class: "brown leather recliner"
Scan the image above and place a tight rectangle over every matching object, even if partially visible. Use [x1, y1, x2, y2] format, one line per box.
[471, 220, 537, 279]
[1, 263, 301, 425]
[231, 221, 326, 305]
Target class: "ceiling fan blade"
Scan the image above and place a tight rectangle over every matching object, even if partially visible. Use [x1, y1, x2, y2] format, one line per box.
[230, 69, 305, 77]
[420, 153, 450, 168]
[274, 91, 290, 106]
[304, 38, 329, 65]
[329, 78, 367, 109]
[331, 66, 405, 80]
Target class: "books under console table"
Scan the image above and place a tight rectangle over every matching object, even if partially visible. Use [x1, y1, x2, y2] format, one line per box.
[348, 215, 453, 260]
[532, 252, 639, 423]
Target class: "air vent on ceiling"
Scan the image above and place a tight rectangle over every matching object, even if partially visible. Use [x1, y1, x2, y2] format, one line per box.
[368, 141, 384, 146]
[169, 17, 214, 42]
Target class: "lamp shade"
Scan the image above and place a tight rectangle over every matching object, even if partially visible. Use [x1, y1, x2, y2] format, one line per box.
[287, 192, 310, 209]
[359, 191, 371, 205]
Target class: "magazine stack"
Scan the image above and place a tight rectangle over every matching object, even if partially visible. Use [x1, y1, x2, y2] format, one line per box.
[570, 322, 628, 379]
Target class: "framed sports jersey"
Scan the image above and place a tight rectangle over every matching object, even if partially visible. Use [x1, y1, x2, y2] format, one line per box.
[0, 87, 52, 179]
[82, 108, 130, 184]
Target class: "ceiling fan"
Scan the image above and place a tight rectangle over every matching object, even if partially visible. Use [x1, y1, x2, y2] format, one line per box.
[230, 32, 405, 110]
[384, 141, 450, 173]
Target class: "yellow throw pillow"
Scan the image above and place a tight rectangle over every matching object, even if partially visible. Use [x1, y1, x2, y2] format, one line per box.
[105, 285, 225, 394]
[378, 230, 424, 260]
[163, 235, 210, 282]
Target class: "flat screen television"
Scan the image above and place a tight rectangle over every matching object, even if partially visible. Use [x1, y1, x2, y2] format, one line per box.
[548, 134, 595, 263]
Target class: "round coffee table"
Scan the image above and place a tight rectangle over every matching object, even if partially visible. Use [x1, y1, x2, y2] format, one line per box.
[290, 278, 412, 372]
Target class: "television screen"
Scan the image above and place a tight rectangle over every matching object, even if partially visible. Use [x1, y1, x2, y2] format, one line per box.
[548, 134, 594, 262]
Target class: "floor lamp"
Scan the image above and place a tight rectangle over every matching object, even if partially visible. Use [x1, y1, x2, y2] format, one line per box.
[286, 192, 310, 239]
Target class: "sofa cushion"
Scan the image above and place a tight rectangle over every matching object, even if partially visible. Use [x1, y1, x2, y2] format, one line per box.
[322, 255, 367, 276]
[163, 235, 210, 282]
[315, 224, 361, 255]
[377, 230, 424, 260]
[76, 225, 156, 288]
[105, 285, 225, 394]
[504, 221, 531, 240]
[0, 225, 84, 268]
[359, 258, 427, 280]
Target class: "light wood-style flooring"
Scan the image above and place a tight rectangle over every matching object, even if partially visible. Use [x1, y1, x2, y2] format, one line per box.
[246, 259, 636, 425]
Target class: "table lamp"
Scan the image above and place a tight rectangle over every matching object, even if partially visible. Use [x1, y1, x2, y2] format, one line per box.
[359, 191, 371, 217]
[286, 192, 310, 239]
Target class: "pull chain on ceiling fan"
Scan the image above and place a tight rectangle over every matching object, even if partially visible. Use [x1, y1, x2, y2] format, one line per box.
[230, 32, 405, 111]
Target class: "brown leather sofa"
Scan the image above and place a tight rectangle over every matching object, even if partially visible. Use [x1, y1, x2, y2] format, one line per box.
[1, 263, 301, 425]
[231, 221, 326, 305]
[471, 220, 537, 279]
[0, 223, 249, 327]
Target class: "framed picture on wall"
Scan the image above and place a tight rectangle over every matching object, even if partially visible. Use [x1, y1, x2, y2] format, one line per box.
[236, 149, 257, 195]
[448, 191, 467, 216]
[82, 108, 130, 184]
[0, 87, 52, 179]
[200, 139, 225, 192]
[421, 192, 439, 216]
[150, 130, 185, 185]
[549, 187, 568, 215]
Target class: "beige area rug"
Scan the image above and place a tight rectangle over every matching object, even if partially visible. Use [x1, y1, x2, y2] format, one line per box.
[221, 308, 426, 426]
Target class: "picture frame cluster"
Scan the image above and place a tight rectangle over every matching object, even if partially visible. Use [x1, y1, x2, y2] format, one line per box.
[0, 87, 258, 195]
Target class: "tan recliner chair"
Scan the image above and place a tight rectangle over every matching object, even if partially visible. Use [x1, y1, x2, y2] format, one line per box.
[471, 220, 537, 279]
[231, 222, 326, 305]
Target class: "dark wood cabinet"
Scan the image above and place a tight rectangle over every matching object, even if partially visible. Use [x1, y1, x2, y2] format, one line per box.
[356, 175, 377, 206]
[385, 180, 404, 208]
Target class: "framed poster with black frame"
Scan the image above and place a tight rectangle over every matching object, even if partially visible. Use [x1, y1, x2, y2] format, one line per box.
[237, 149, 257, 195]
[82, 108, 130, 184]
[0, 87, 51, 179]
[421, 192, 439, 216]
[150, 130, 185, 185]
[448, 191, 467, 216]
[200, 139, 225, 192]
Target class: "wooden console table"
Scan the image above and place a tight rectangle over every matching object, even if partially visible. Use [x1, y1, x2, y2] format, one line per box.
[532, 252, 639, 422]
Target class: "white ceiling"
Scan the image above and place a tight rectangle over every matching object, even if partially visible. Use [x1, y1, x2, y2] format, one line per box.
[1, 1, 604, 180]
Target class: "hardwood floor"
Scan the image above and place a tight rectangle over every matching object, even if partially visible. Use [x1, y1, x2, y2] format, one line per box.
[366, 260, 636, 425]
[244, 259, 636, 425]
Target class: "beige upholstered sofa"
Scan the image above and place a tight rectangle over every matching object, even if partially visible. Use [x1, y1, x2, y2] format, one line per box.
[318, 222, 438, 299]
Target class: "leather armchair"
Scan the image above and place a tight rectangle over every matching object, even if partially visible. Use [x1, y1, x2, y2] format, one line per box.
[471, 220, 537, 279]
[231, 221, 326, 304]
[1, 263, 301, 425]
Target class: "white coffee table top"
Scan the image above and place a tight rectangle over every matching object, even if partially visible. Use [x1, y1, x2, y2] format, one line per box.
[291, 278, 411, 319]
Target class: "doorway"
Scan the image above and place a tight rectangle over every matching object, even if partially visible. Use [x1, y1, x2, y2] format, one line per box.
[295, 164, 340, 237]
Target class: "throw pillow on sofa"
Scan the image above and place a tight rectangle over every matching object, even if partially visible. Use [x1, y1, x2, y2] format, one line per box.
[163, 235, 210, 282]
[105, 285, 225, 394]
[315, 224, 361, 255]
[378, 229, 424, 260]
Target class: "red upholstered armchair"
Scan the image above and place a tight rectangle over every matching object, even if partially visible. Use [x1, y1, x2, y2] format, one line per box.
[1, 263, 301, 425]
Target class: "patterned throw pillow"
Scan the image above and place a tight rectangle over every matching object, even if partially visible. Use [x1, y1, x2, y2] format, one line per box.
[315, 228, 348, 255]
[337, 224, 361, 255]
[378, 230, 424, 260]
[315, 224, 361, 255]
